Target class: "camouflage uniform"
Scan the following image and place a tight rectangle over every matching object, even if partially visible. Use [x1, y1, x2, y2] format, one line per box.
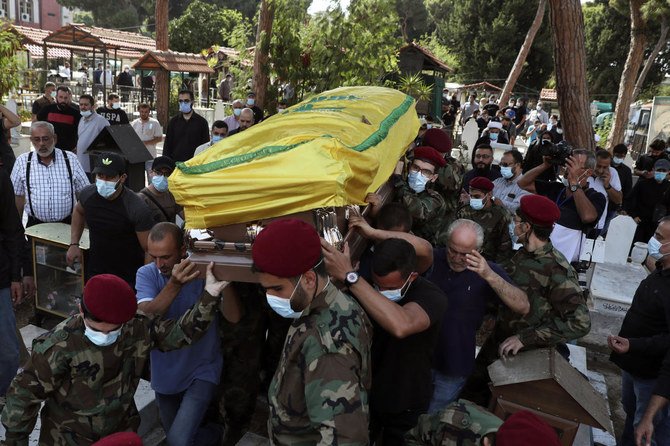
[437, 204, 513, 265]
[434, 159, 465, 223]
[393, 177, 447, 245]
[404, 399, 502, 446]
[461, 241, 591, 406]
[268, 283, 372, 445]
[1, 290, 221, 446]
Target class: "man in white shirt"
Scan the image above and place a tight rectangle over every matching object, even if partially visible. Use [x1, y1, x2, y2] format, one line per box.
[492, 149, 529, 213]
[588, 149, 622, 233]
[194, 121, 228, 157]
[131, 103, 163, 175]
[76, 94, 110, 173]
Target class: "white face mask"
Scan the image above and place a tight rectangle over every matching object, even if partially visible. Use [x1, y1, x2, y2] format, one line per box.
[500, 166, 514, 179]
[112, 102, 121, 110]
[80, 110, 92, 118]
[84, 321, 122, 346]
[408, 170, 430, 193]
[266, 275, 330, 318]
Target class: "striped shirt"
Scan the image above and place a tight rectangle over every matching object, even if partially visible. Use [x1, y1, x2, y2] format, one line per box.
[11, 149, 90, 222]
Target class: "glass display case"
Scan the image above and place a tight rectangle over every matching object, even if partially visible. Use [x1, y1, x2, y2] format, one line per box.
[25, 223, 89, 318]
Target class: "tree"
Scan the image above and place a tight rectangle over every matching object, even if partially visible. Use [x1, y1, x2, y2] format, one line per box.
[632, 0, 670, 100]
[607, 0, 647, 148]
[303, 0, 401, 91]
[252, 0, 276, 108]
[548, 0, 595, 150]
[155, 0, 169, 128]
[499, 0, 547, 105]
[0, 26, 23, 97]
[58, 0, 154, 29]
[168, 1, 244, 53]
[425, 0, 554, 92]
[396, 0, 431, 42]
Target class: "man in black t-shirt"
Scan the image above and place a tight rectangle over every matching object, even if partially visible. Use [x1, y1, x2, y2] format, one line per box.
[66, 152, 154, 287]
[322, 238, 447, 446]
[635, 139, 669, 180]
[36, 86, 81, 152]
[97, 93, 129, 125]
[517, 149, 606, 263]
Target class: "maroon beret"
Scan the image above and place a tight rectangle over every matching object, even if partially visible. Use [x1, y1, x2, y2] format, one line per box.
[252, 218, 321, 277]
[413, 146, 446, 168]
[469, 176, 494, 192]
[83, 274, 137, 324]
[422, 128, 452, 154]
[519, 194, 561, 227]
[496, 411, 561, 446]
[92, 432, 143, 446]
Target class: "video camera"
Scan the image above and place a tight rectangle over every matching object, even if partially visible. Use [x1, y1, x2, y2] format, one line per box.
[540, 140, 573, 165]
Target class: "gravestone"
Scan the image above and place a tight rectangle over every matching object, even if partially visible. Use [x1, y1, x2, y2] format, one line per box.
[461, 119, 479, 153]
[604, 215, 637, 264]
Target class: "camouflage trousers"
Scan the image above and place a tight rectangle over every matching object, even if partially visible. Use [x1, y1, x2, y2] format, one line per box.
[216, 283, 290, 444]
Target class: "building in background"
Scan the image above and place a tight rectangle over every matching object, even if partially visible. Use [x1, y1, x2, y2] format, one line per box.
[0, 0, 77, 32]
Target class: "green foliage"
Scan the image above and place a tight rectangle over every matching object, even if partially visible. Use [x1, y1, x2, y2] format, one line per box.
[424, 0, 553, 92]
[58, 0, 153, 29]
[417, 33, 459, 72]
[397, 73, 433, 101]
[302, 0, 401, 91]
[396, 0, 431, 42]
[595, 114, 613, 144]
[0, 26, 23, 97]
[73, 11, 95, 26]
[583, 0, 669, 100]
[168, 1, 246, 53]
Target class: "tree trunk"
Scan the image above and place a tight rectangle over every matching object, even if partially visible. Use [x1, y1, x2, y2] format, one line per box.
[632, 15, 668, 102]
[499, 0, 547, 106]
[548, 0, 596, 151]
[252, 0, 276, 110]
[607, 0, 646, 149]
[155, 0, 169, 129]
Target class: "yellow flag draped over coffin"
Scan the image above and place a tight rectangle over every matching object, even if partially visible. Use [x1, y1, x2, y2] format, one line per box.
[169, 86, 419, 229]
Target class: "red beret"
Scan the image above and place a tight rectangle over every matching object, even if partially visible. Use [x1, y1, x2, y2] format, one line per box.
[83, 274, 137, 324]
[92, 432, 143, 446]
[469, 176, 494, 192]
[496, 411, 561, 446]
[519, 194, 561, 227]
[252, 219, 322, 277]
[422, 128, 452, 154]
[413, 146, 446, 168]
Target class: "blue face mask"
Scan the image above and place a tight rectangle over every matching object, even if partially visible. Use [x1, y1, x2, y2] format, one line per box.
[84, 321, 122, 347]
[408, 170, 429, 193]
[266, 274, 304, 319]
[376, 275, 412, 302]
[247, 98, 255, 106]
[470, 197, 485, 210]
[489, 132, 499, 141]
[80, 110, 92, 118]
[648, 236, 670, 260]
[233, 108, 242, 117]
[500, 166, 514, 179]
[613, 157, 625, 165]
[212, 134, 223, 143]
[655, 171, 667, 183]
[151, 174, 169, 192]
[96, 178, 118, 199]
[179, 102, 192, 113]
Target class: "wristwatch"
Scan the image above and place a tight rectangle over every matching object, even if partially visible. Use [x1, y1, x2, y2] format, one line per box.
[569, 183, 579, 193]
[605, 184, 612, 190]
[344, 271, 360, 287]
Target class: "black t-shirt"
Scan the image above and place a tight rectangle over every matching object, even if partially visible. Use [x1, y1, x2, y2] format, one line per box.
[535, 180, 606, 231]
[635, 153, 669, 173]
[79, 185, 154, 286]
[610, 267, 670, 379]
[163, 112, 210, 162]
[370, 276, 448, 413]
[96, 107, 129, 125]
[513, 105, 527, 125]
[463, 167, 502, 192]
[37, 103, 81, 151]
[483, 103, 499, 117]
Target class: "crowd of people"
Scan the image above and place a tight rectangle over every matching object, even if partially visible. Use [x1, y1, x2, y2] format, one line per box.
[0, 87, 669, 446]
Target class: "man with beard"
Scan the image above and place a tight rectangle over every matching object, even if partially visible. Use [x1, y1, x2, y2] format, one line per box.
[163, 90, 210, 162]
[37, 85, 81, 152]
[463, 144, 501, 192]
[475, 120, 510, 148]
[227, 109, 254, 137]
[635, 139, 669, 180]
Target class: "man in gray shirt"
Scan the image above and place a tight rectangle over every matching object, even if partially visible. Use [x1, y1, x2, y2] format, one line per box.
[76, 94, 110, 172]
[493, 149, 529, 213]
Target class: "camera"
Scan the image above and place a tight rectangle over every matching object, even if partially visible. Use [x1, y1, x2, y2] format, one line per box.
[540, 140, 573, 165]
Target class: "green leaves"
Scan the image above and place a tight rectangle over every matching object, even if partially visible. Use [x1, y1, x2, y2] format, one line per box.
[0, 27, 23, 98]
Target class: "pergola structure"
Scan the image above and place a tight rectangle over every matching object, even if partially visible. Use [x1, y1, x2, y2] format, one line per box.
[40, 24, 155, 96]
[133, 50, 215, 125]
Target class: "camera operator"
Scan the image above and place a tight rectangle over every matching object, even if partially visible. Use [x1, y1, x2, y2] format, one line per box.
[517, 148, 606, 263]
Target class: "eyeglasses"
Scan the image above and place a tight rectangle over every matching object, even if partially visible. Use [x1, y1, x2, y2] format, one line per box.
[409, 164, 434, 177]
[475, 153, 492, 160]
[30, 136, 52, 143]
